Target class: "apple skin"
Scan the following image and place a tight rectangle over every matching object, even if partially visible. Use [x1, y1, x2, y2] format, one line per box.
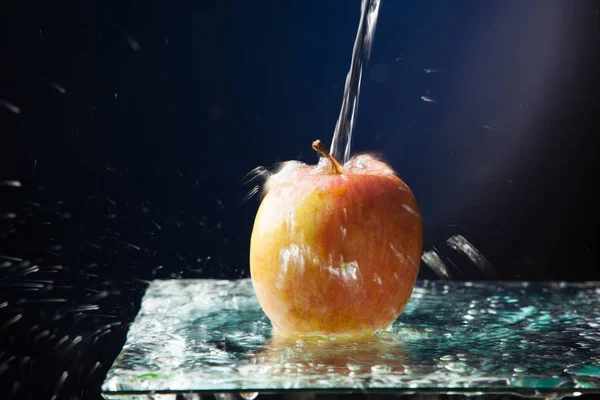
[249, 154, 422, 336]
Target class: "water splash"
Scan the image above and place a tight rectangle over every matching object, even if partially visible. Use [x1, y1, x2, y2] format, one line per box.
[446, 235, 496, 277]
[329, 0, 381, 164]
[421, 235, 497, 279]
[421, 250, 450, 280]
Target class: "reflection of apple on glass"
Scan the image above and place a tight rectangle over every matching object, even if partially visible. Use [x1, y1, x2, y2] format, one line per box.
[249, 140, 423, 336]
[258, 333, 410, 376]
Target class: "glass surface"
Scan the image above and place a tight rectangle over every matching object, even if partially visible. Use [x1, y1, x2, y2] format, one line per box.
[101, 279, 600, 399]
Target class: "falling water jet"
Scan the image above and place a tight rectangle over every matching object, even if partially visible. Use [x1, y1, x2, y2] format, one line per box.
[329, 0, 381, 164]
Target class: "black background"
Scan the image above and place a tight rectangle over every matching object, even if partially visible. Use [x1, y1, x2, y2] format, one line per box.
[1, 0, 599, 398]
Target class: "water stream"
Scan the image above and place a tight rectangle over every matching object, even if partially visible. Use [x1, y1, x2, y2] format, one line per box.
[329, 0, 381, 164]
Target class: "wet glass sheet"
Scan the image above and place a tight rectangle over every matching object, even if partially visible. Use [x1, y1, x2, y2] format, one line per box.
[102, 279, 600, 399]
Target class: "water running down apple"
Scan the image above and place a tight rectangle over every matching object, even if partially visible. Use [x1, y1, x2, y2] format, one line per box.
[249, 141, 422, 336]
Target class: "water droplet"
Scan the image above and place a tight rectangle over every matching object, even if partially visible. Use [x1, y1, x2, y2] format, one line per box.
[440, 355, 456, 361]
[371, 364, 392, 373]
[126, 35, 141, 51]
[444, 362, 467, 373]
[347, 363, 362, 371]
[0, 180, 21, 188]
[421, 95, 437, 103]
[239, 392, 259, 400]
[0, 100, 20, 114]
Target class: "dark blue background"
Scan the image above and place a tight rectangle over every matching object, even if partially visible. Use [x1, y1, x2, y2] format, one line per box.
[1, 0, 599, 398]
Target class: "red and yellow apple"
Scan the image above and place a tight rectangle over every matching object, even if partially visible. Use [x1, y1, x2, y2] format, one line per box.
[249, 140, 422, 336]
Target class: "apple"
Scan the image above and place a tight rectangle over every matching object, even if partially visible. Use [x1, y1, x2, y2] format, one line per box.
[249, 140, 422, 336]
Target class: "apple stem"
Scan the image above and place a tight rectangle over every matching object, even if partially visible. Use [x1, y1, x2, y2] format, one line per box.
[312, 139, 343, 174]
